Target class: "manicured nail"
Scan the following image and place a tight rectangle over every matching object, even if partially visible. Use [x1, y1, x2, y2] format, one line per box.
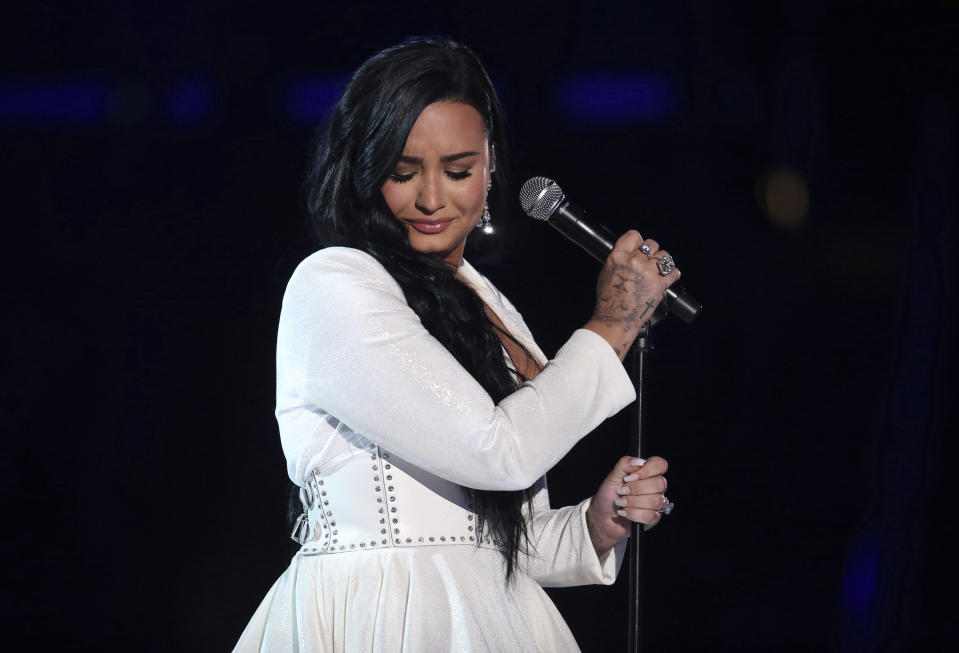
[614, 498, 627, 507]
[616, 509, 627, 517]
[616, 487, 630, 495]
[630, 458, 646, 467]
[623, 474, 639, 482]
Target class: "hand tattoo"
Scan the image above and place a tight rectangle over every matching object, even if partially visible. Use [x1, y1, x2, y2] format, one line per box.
[639, 298, 656, 319]
[593, 263, 652, 331]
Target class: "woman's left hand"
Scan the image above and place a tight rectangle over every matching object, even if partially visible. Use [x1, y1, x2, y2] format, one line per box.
[585, 455, 670, 556]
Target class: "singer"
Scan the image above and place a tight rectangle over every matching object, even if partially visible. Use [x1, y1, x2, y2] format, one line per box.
[234, 37, 681, 652]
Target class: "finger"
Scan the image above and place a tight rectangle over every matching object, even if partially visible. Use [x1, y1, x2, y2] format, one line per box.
[614, 230, 644, 252]
[633, 456, 668, 479]
[641, 238, 659, 258]
[614, 455, 647, 478]
[600, 456, 647, 491]
[626, 475, 667, 496]
[614, 493, 666, 512]
[615, 477, 666, 498]
[615, 507, 662, 527]
[651, 250, 682, 286]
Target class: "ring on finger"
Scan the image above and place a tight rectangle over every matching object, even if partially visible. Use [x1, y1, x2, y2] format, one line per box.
[656, 254, 676, 276]
[657, 496, 675, 515]
[639, 241, 651, 258]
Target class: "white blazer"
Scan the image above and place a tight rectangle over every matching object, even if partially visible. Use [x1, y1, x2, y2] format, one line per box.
[274, 247, 634, 582]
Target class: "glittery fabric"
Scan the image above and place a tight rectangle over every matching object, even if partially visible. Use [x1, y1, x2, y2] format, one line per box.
[233, 247, 635, 652]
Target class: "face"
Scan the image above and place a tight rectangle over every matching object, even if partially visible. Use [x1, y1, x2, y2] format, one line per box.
[381, 101, 492, 267]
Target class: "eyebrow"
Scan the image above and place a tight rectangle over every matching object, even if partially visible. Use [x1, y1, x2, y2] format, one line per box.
[398, 151, 480, 164]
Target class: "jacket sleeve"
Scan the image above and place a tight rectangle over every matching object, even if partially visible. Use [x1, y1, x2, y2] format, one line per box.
[519, 479, 626, 587]
[276, 247, 635, 491]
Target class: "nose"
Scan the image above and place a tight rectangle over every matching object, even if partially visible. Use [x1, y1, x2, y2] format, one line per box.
[414, 172, 445, 215]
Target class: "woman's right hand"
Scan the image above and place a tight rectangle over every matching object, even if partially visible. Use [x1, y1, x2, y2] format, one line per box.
[583, 230, 681, 360]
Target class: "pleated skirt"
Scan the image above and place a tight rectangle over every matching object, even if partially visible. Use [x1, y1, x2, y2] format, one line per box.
[233, 544, 581, 652]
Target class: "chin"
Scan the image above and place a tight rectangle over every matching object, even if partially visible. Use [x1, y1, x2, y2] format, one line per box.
[406, 232, 468, 260]
[410, 243, 454, 260]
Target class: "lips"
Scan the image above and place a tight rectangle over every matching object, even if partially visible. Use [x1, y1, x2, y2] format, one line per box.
[405, 218, 454, 235]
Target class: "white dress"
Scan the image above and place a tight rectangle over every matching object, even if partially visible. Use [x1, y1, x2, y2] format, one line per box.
[234, 247, 636, 652]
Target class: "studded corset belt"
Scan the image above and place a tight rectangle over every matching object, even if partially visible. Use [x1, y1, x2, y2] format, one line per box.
[291, 446, 498, 555]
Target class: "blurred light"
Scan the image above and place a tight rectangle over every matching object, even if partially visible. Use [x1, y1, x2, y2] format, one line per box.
[285, 76, 348, 123]
[0, 81, 108, 123]
[756, 167, 809, 230]
[841, 532, 879, 615]
[168, 79, 215, 125]
[555, 73, 677, 124]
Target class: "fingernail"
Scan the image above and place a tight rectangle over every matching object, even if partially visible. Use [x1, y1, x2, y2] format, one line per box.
[623, 474, 639, 482]
[614, 498, 627, 507]
[616, 487, 630, 495]
[630, 458, 646, 467]
[616, 509, 627, 517]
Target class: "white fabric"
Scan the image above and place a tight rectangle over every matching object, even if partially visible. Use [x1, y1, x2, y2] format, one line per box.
[234, 247, 636, 652]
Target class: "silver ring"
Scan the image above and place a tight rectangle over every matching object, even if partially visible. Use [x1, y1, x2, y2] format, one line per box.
[657, 496, 675, 515]
[639, 242, 651, 257]
[656, 254, 675, 276]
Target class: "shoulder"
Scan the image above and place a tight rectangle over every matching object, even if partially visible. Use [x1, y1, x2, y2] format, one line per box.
[286, 246, 404, 299]
[280, 248, 408, 321]
[290, 246, 389, 281]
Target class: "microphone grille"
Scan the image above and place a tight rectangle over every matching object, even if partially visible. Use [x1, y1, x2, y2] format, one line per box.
[519, 176, 565, 221]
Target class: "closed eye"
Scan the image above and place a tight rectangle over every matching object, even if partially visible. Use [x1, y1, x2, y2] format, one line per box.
[389, 170, 473, 183]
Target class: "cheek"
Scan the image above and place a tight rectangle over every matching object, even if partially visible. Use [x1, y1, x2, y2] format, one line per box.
[380, 184, 405, 216]
[459, 177, 487, 210]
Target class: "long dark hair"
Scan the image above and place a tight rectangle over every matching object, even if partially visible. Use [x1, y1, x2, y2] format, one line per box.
[302, 37, 533, 580]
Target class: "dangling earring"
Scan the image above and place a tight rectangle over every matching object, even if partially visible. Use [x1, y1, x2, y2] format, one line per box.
[477, 177, 494, 234]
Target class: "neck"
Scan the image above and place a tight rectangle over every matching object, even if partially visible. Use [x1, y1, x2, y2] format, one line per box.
[442, 241, 467, 268]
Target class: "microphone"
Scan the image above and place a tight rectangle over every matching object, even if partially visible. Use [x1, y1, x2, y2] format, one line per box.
[519, 176, 701, 324]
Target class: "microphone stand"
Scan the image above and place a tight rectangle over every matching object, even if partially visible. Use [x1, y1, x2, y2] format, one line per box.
[627, 322, 651, 653]
[521, 191, 701, 650]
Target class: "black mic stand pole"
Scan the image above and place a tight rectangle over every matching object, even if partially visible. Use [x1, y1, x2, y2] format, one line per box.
[521, 190, 701, 651]
[627, 322, 651, 653]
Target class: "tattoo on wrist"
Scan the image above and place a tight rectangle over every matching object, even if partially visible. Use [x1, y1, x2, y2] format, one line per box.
[586, 507, 609, 555]
[586, 511, 601, 548]
[639, 298, 655, 319]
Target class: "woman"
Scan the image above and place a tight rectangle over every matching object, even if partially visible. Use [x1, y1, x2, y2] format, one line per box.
[234, 37, 680, 652]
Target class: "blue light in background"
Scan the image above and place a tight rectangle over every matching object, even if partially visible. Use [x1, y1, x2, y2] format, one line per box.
[168, 79, 215, 125]
[555, 73, 678, 124]
[285, 76, 348, 123]
[841, 531, 879, 615]
[0, 81, 109, 123]
[2, 73, 677, 128]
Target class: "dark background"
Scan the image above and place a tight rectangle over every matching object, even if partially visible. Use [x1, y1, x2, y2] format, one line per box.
[3, 1, 956, 651]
